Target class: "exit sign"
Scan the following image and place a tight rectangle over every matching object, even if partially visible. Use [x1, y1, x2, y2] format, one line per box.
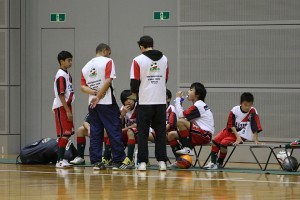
[50, 13, 66, 22]
[153, 11, 170, 20]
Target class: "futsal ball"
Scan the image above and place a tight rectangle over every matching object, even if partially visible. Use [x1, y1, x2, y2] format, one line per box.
[176, 155, 193, 169]
[282, 156, 299, 172]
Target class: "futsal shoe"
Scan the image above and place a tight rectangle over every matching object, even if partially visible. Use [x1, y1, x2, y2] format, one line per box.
[93, 162, 106, 170]
[169, 162, 179, 169]
[176, 147, 195, 156]
[158, 161, 167, 171]
[56, 159, 73, 168]
[70, 157, 85, 165]
[102, 158, 111, 166]
[137, 162, 147, 171]
[112, 157, 131, 170]
[203, 161, 218, 170]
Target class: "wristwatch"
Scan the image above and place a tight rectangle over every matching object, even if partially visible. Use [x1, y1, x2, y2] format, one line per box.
[94, 91, 97, 96]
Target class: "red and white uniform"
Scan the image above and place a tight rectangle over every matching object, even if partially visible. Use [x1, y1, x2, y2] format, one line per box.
[52, 69, 74, 110]
[130, 54, 169, 105]
[227, 106, 262, 140]
[121, 104, 137, 128]
[175, 98, 215, 134]
[52, 69, 75, 136]
[166, 104, 177, 132]
[81, 56, 116, 105]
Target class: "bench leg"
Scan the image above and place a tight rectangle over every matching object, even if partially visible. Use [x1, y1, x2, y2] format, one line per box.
[193, 145, 202, 167]
[222, 146, 237, 168]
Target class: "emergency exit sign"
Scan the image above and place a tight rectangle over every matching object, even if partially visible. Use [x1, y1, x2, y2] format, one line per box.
[50, 13, 66, 22]
[153, 11, 170, 20]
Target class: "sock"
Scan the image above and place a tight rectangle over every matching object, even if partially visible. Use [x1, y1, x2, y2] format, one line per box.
[127, 139, 136, 161]
[218, 151, 227, 166]
[179, 130, 191, 149]
[211, 145, 219, 164]
[57, 137, 68, 162]
[77, 137, 86, 159]
[169, 140, 181, 158]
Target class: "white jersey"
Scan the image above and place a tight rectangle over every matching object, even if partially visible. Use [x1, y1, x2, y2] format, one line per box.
[81, 56, 116, 105]
[227, 106, 262, 141]
[130, 52, 169, 105]
[175, 98, 215, 134]
[121, 104, 137, 127]
[52, 69, 75, 110]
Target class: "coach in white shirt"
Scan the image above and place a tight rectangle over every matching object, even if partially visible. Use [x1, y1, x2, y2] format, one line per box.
[130, 36, 169, 171]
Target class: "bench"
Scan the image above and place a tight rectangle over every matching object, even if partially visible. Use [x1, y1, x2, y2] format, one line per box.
[192, 142, 300, 171]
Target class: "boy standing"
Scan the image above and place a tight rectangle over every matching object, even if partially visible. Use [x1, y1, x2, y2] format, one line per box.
[81, 43, 128, 170]
[52, 51, 75, 168]
[168, 82, 214, 160]
[204, 92, 263, 169]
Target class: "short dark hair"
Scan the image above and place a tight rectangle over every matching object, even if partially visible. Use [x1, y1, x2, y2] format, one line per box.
[120, 90, 132, 105]
[96, 43, 111, 54]
[57, 51, 72, 64]
[190, 82, 206, 101]
[137, 35, 153, 49]
[166, 89, 172, 99]
[240, 92, 254, 104]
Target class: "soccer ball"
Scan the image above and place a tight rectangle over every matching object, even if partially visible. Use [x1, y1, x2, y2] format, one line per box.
[282, 156, 299, 172]
[176, 155, 193, 169]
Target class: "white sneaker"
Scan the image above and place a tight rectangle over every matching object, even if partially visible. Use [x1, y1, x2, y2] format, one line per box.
[158, 161, 167, 171]
[56, 159, 73, 168]
[137, 162, 147, 171]
[176, 147, 194, 156]
[277, 151, 290, 162]
[169, 162, 179, 168]
[203, 161, 218, 170]
[70, 157, 85, 165]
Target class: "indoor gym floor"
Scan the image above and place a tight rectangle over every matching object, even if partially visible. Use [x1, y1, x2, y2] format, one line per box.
[1, 155, 300, 200]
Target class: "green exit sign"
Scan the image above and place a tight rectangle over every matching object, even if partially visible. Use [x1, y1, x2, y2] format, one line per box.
[153, 11, 170, 20]
[50, 13, 66, 22]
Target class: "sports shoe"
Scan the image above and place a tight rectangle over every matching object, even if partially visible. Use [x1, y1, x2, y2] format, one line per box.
[70, 157, 85, 165]
[102, 157, 110, 166]
[169, 162, 179, 168]
[176, 147, 194, 156]
[277, 151, 291, 162]
[158, 161, 167, 171]
[56, 159, 73, 168]
[93, 162, 106, 170]
[112, 157, 131, 170]
[203, 161, 218, 170]
[137, 162, 147, 171]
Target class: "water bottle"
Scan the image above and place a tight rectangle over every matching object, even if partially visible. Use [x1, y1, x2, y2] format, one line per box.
[134, 149, 138, 169]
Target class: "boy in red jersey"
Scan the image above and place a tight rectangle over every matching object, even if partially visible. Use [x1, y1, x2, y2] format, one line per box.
[204, 92, 263, 169]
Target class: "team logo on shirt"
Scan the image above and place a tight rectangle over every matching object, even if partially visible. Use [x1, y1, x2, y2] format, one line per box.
[89, 68, 97, 78]
[150, 62, 160, 72]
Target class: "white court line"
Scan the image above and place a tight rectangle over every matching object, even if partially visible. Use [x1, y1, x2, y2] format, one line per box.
[1, 169, 300, 185]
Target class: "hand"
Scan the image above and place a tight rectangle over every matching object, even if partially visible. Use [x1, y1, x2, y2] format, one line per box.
[254, 141, 264, 145]
[66, 110, 73, 122]
[233, 136, 243, 146]
[176, 91, 183, 98]
[121, 105, 131, 116]
[89, 97, 100, 109]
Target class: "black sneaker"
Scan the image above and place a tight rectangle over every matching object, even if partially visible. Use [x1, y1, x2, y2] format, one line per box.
[93, 162, 106, 170]
[112, 157, 131, 170]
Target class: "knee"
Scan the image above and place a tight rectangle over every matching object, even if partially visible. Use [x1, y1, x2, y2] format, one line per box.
[127, 129, 135, 138]
[167, 131, 178, 141]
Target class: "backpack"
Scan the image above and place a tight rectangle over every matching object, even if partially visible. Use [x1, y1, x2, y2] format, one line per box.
[18, 138, 78, 164]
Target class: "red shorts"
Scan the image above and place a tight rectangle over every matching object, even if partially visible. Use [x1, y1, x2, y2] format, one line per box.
[54, 105, 74, 137]
[122, 128, 138, 145]
[213, 128, 245, 147]
[190, 123, 211, 147]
